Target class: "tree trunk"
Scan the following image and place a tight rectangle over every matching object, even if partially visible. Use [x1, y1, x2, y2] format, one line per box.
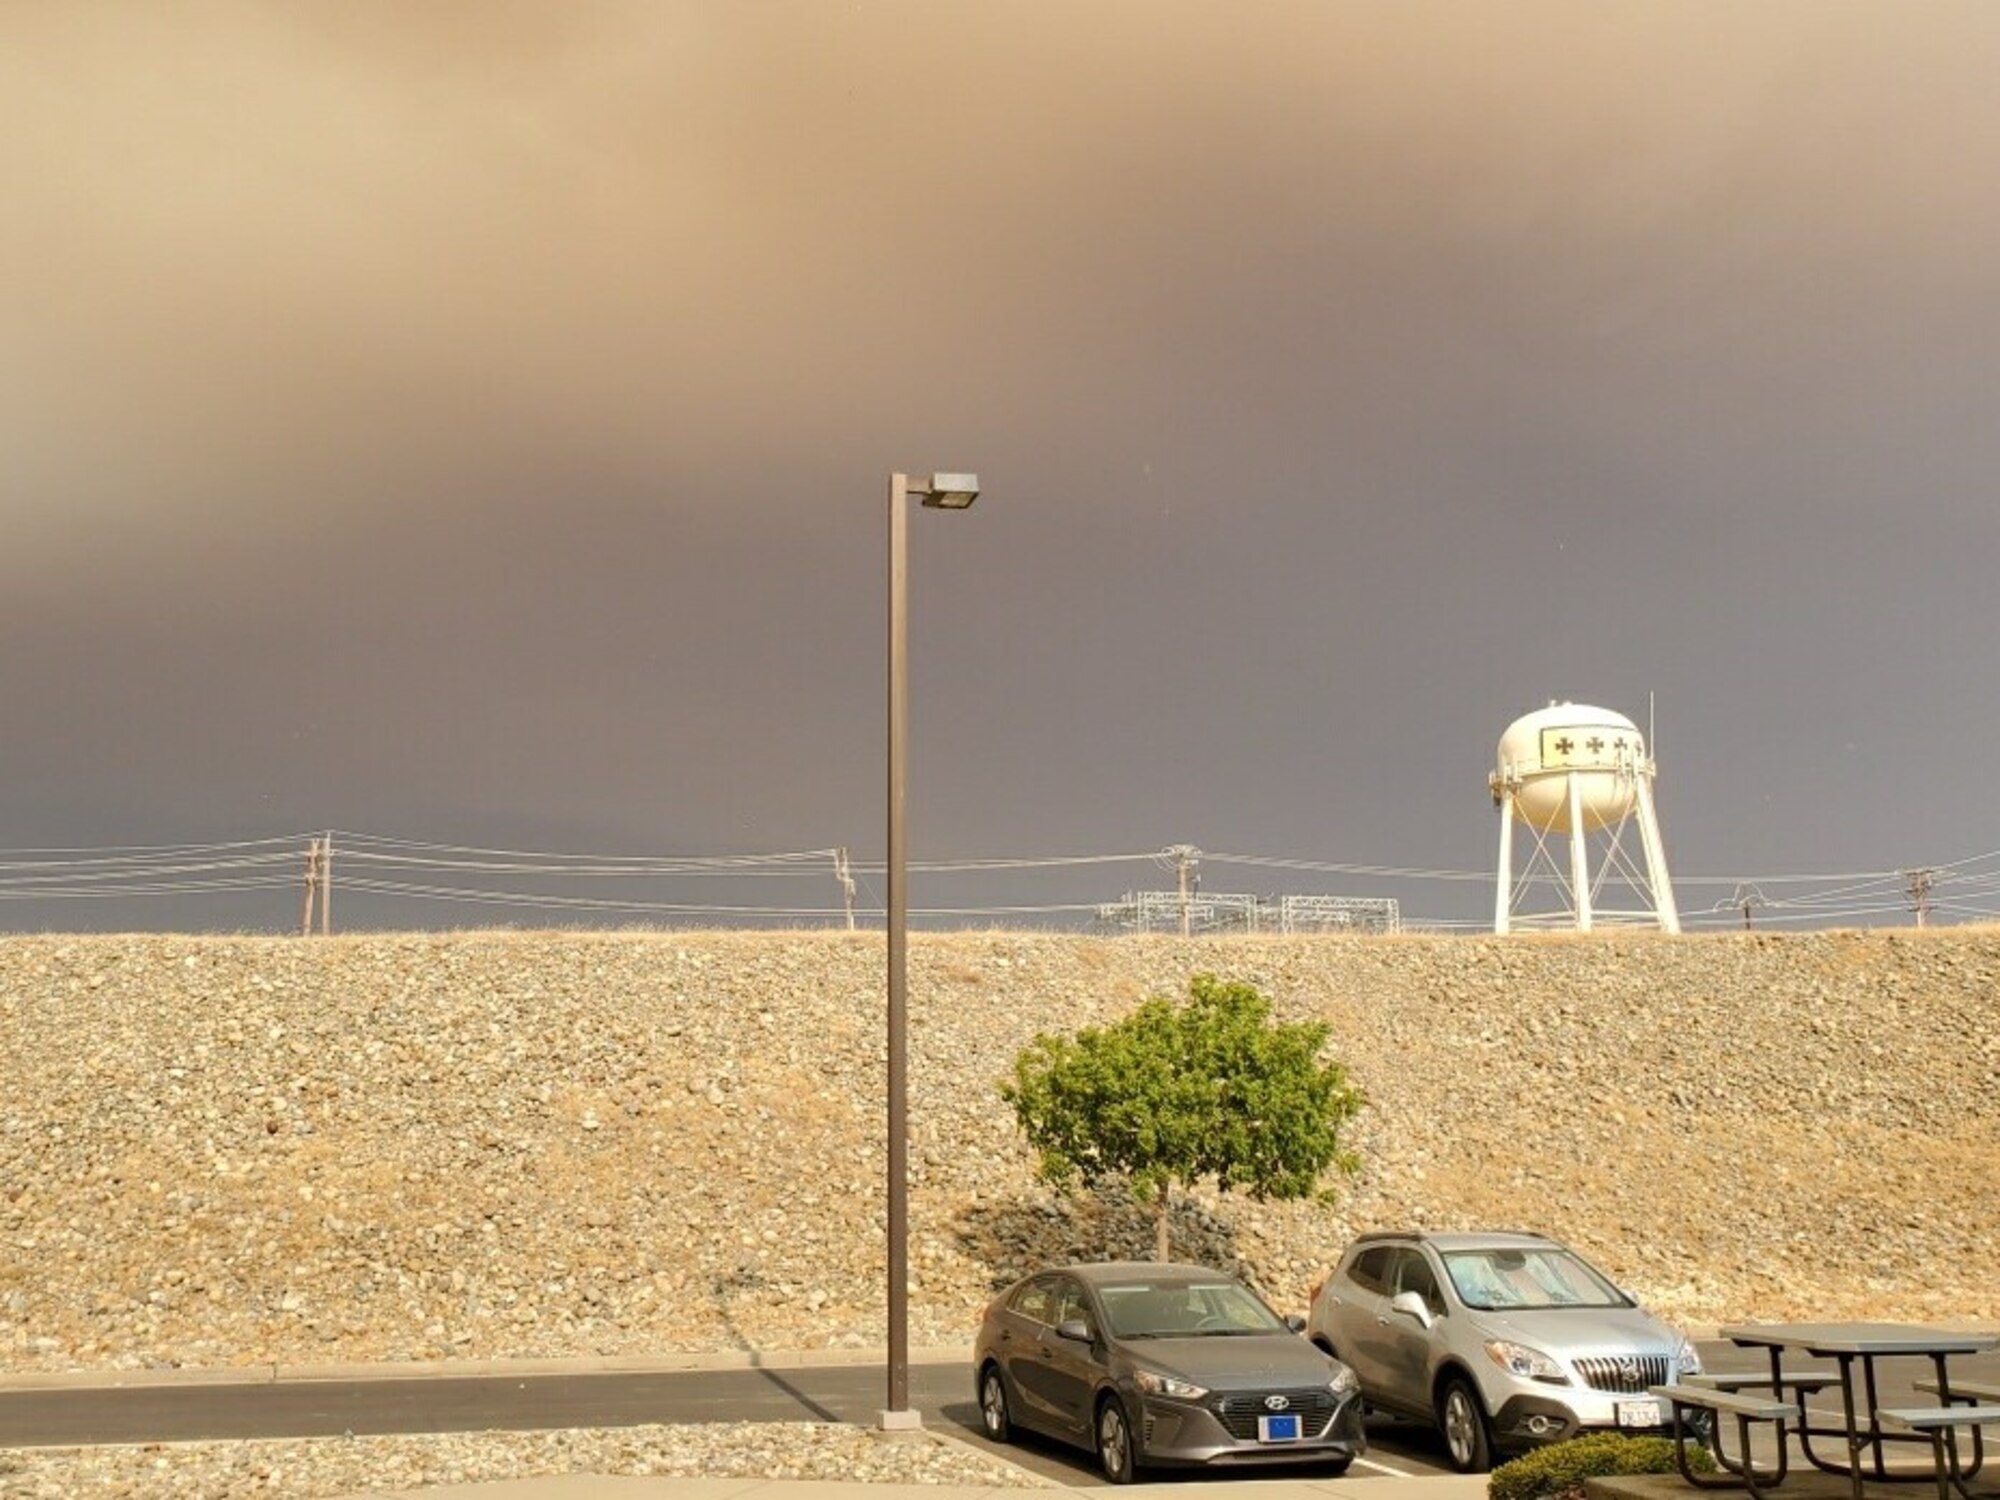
[1154, 1181, 1172, 1262]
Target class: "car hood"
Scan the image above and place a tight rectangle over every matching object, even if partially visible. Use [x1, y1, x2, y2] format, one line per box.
[1471, 1306, 1679, 1353]
[1121, 1333, 1341, 1388]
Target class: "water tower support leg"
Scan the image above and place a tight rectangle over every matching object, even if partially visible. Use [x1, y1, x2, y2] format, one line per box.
[1568, 774, 1593, 932]
[1634, 773, 1680, 933]
[1494, 797, 1515, 935]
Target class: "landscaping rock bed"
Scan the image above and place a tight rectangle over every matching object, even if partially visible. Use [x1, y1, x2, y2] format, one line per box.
[0, 1420, 1046, 1497]
[1, 928, 1994, 1377]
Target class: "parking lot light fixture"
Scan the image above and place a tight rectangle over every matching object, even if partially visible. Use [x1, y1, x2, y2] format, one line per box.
[882, 470, 978, 1431]
[917, 474, 979, 509]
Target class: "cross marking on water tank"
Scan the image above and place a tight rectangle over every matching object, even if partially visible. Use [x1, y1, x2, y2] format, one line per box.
[1586, 736, 1605, 754]
[1554, 736, 1574, 754]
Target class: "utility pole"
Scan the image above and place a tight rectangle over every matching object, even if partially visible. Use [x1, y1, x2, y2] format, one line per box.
[1731, 883, 1765, 930]
[300, 838, 322, 937]
[834, 847, 856, 931]
[1167, 845, 1200, 937]
[319, 831, 333, 935]
[1904, 867, 1936, 928]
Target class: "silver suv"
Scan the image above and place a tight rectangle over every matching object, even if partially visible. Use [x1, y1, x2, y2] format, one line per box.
[1305, 1230, 1702, 1472]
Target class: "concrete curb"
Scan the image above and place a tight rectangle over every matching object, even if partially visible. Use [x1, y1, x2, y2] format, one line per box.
[909, 1422, 1063, 1490]
[0, 1345, 977, 1393]
[345, 1476, 1495, 1500]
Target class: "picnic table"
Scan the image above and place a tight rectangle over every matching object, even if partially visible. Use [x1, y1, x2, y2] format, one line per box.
[1719, 1323, 2000, 1500]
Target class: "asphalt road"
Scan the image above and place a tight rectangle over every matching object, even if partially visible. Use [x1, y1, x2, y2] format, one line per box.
[2, 1343, 1995, 1490]
[0, 1359, 1457, 1486]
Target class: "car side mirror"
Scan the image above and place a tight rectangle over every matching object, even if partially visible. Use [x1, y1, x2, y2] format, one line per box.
[1389, 1290, 1434, 1329]
[1055, 1318, 1092, 1343]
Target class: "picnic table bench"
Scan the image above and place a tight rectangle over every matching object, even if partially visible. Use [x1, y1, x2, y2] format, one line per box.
[1878, 1404, 2000, 1500]
[1652, 1382, 1799, 1499]
[1688, 1372, 1847, 1406]
[1713, 1323, 2000, 1500]
[1916, 1379, 2000, 1405]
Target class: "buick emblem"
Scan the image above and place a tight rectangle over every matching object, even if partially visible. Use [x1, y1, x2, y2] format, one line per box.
[1264, 1395, 1291, 1411]
[1618, 1359, 1642, 1385]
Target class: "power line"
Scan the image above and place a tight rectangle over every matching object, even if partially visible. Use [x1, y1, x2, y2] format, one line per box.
[0, 841, 309, 872]
[0, 852, 301, 888]
[0, 829, 1996, 932]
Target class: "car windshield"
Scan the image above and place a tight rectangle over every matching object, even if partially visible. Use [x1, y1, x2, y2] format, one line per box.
[1440, 1248, 1630, 1311]
[1099, 1280, 1288, 1339]
[1448, 1248, 1632, 1312]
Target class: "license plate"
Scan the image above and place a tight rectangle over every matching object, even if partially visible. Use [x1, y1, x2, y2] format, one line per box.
[1617, 1399, 1665, 1428]
[1259, 1412, 1302, 1443]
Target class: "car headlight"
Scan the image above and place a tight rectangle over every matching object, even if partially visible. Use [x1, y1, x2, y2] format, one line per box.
[1675, 1335, 1703, 1377]
[1483, 1340, 1568, 1383]
[1328, 1363, 1359, 1398]
[1133, 1368, 1209, 1400]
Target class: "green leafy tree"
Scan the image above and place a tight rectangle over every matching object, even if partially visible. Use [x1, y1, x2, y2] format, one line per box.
[1001, 974, 1365, 1261]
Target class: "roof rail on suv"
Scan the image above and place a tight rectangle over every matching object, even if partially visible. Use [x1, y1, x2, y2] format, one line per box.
[1349, 1229, 1549, 1246]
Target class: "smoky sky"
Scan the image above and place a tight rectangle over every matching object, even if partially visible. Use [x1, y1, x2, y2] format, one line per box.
[5, 2, 2000, 932]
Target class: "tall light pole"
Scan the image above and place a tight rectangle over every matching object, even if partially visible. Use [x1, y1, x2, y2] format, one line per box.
[883, 470, 979, 1430]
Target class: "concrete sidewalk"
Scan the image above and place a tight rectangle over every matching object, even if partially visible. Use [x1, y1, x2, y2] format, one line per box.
[343, 1475, 1493, 1500]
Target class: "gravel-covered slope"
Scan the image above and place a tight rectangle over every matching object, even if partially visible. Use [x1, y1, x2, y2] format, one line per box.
[1, 929, 1994, 1375]
[0, 1423, 1046, 1499]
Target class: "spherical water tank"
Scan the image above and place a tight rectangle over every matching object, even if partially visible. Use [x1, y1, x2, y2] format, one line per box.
[1495, 702, 1646, 834]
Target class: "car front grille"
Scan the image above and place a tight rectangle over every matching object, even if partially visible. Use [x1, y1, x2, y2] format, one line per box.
[1574, 1354, 1669, 1393]
[1210, 1389, 1338, 1440]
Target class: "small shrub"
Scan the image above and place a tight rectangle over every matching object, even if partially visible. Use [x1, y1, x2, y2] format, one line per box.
[1488, 1431, 1714, 1500]
[1001, 974, 1364, 1261]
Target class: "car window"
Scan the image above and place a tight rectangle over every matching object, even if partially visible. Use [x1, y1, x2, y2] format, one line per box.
[1010, 1278, 1059, 1325]
[1053, 1279, 1095, 1334]
[1345, 1246, 1394, 1295]
[1099, 1279, 1287, 1338]
[1392, 1249, 1446, 1317]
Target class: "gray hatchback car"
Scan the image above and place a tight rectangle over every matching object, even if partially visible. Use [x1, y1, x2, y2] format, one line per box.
[974, 1262, 1365, 1483]
[1305, 1231, 1703, 1472]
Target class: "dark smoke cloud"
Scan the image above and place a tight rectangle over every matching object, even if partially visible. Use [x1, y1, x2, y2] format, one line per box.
[4, 3, 1999, 928]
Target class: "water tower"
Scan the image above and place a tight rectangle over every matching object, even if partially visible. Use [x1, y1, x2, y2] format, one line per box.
[1489, 701, 1680, 933]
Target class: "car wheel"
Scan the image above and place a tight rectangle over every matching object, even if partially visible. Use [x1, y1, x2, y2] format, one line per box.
[978, 1366, 1012, 1444]
[1097, 1395, 1138, 1484]
[1438, 1377, 1494, 1473]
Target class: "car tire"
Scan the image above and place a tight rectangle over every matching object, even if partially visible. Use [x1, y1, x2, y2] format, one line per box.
[1097, 1395, 1139, 1484]
[978, 1366, 1012, 1444]
[1438, 1376, 1494, 1474]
